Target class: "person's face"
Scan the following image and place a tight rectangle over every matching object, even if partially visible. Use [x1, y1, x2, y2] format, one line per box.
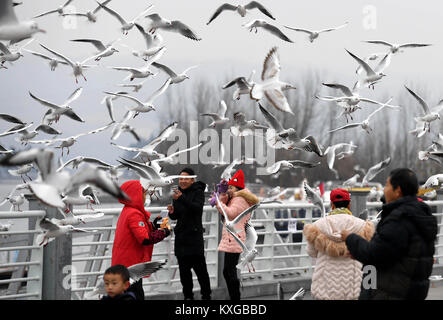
[384, 177, 402, 204]
[104, 273, 129, 298]
[178, 172, 194, 190]
[227, 185, 238, 198]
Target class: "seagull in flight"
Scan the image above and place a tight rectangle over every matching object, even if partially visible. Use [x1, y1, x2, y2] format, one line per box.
[230, 111, 268, 137]
[250, 47, 297, 114]
[363, 40, 431, 54]
[33, 0, 74, 18]
[284, 22, 348, 43]
[29, 87, 85, 124]
[303, 181, 325, 217]
[346, 49, 392, 90]
[39, 43, 98, 83]
[323, 143, 357, 178]
[200, 100, 229, 128]
[145, 13, 202, 41]
[361, 157, 391, 186]
[242, 19, 293, 43]
[57, 156, 112, 172]
[97, 1, 154, 35]
[207, 1, 275, 25]
[61, 0, 112, 23]
[222, 70, 256, 101]
[404, 85, 443, 133]
[0, 38, 33, 67]
[228, 222, 259, 272]
[110, 110, 140, 142]
[70, 38, 120, 61]
[264, 160, 320, 175]
[0, 0, 46, 44]
[151, 62, 198, 84]
[24, 49, 69, 71]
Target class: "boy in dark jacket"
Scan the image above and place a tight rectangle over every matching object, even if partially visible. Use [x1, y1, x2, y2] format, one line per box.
[341, 168, 438, 299]
[168, 168, 212, 300]
[101, 265, 136, 301]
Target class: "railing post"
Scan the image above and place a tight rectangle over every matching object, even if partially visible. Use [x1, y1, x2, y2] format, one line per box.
[349, 189, 370, 218]
[27, 195, 72, 300]
[436, 190, 443, 265]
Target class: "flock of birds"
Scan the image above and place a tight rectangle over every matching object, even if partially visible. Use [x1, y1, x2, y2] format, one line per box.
[1, 0, 443, 298]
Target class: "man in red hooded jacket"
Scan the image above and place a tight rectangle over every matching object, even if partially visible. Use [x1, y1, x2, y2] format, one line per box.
[112, 180, 171, 300]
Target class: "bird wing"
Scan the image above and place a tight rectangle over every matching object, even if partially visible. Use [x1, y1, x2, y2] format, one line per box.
[404, 85, 430, 115]
[165, 20, 202, 41]
[266, 161, 282, 174]
[289, 160, 320, 168]
[206, 3, 237, 25]
[70, 38, 106, 51]
[63, 87, 83, 106]
[0, 42, 11, 55]
[159, 143, 202, 162]
[318, 22, 348, 33]
[398, 43, 431, 49]
[103, 91, 143, 106]
[264, 89, 293, 114]
[92, 0, 112, 14]
[218, 100, 228, 117]
[97, 1, 127, 25]
[62, 108, 84, 122]
[110, 142, 141, 153]
[104, 97, 116, 123]
[145, 78, 171, 103]
[0, 113, 25, 124]
[328, 123, 361, 133]
[130, 4, 154, 23]
[226, 227, 248, 252]
[261, 46, 280, 80]
[134, 23, 154, 48]
[363, 40, 394, 48]
[39, 43, 75, 67]
[33, 8, 60, 19]
[117, 158, 160, 180]
[232, 203, 260, 225]
[374, 52, 392, 73]
[322, 83, 353, 97]
[145, 121, 178, 150]
[222, 77, 250, 90]
[24, 50, 64, 64]
[151, 61, 177, 77]
[39, 217, 60, 231]
[73, 123, 112, 140]
[262, 23, 293, 43]
[29, 91, 61, 110]
[128, 260, 167, 282]
[0, 0, 18, 25]
[258, 103, 285, 132]
[35, 124, 61, 135]
[345, 49, 376, 76]
[283, 26, 313, 35]
[363, 157, 391, 184]
[245, 1, 275, 20]
[243, 222, 258, 251]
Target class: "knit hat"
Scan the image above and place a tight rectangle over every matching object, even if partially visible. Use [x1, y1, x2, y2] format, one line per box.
[330, 188, 350, 203]
[228, 169, 245, 189]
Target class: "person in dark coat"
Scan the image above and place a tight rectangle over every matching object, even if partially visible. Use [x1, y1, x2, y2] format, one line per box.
[167, 167, 212, 300]
[341, 168, 438, 300]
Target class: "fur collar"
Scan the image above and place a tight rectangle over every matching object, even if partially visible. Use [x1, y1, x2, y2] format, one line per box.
[233, 188, 260, 205]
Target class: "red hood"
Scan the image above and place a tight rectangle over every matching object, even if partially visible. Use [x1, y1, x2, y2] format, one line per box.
[119, 180, 150, 218]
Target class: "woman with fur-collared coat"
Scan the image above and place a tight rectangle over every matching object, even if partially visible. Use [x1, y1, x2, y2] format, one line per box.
[303, 189, 375, 300]
[215, 169, 259, 300]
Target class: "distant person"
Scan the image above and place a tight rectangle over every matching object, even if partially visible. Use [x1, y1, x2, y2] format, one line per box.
[342, 168, 438, 299]
[303, 188, 375, 300]
[112, 180, 171, 300]
[213, 169, 259, 300]
[168, 168, 212, 300]
[101, 265, 135, 301]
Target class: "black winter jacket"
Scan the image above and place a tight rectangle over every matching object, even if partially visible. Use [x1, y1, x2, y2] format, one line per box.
[345, 196, 438, 300]
[169, 181, 206, 257]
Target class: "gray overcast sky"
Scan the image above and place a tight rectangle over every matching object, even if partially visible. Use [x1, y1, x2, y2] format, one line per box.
[1, 0, 443, 164]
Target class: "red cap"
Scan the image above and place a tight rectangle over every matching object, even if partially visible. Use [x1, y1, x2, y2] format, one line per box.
[228, 169, 245, 189]
[330, 188, 350, 203]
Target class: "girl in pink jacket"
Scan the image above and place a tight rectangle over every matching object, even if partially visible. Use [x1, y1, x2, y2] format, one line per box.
[214, 169, 259, 300]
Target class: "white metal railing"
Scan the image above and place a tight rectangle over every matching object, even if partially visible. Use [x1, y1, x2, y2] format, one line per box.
[0, 200, 443, 300]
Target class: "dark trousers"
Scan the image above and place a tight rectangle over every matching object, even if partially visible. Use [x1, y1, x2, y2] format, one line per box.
[223, 252, 241, 300]
[127, 279, 144, 300]
[176, 254, 212, 300]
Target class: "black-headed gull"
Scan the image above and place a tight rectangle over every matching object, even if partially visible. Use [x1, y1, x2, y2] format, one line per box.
[422, 174, 443, 189]
[0, 38, 33, 67]
[55, 211, 104, 226]
[151, 62, 198, 84]
[0, 220, 13, 232]
[336, 141, 357, 160]
[29, 87, 85, 124]
[8, 163, 33, 182]
[227, 222, 259, 272]
[230, 111, 268, 137]
[346, 49, 391, 90]
[57, 156, 112, 172]
[110, 111, 140, 142]
[221, 158, 243, 180]
[363, 40, 431, 54]
[243, 19, 293, 43]
[33, 0, 74, 18]
[328, 98, 396, 134]
[152, 143, 202, 166]
[250, 47, 297, 114]
[207, 1, 275, 25]
[0, 0, 46, 43]
[323, 143, 357, 179]
[29, 123, 112, 156]
[14, 123, 62, 145]
[61, 0, 112, 23]
[132, 23, 164, 59]
[39, 43, 98, 83]
[111, 121, 178, 162]
[265, 160, 320, 175]
[145, 13, 201, 41]
[284, 22, 348, 43]
[35, 217, 98, 247]
[215, 193, 259, 235]
[0, 122, 34, 138]
[404, 85, 443, 133]
[117, 79, 151, 93]
[222, 70, 255, 100]
[200, 100, 229, 128]
[24, 49, 69, 71]
[105, 78, 171, 117]
[97, 1, 154, 35]
[70, 38, 120, 61]
[343, 174, 360, 187]
[109, 46, 165, 81]
[61, 185, 100, 211]
[361, 157, 391, 186]
[277, 128, 323, 157]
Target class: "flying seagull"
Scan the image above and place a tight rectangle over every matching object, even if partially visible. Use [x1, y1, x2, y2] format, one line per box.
[207, 1, 275, 25]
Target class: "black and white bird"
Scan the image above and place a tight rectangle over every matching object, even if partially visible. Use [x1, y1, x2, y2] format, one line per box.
[284, 22, 348, 43]
[200, 100, 229, 128]
[0, 38, 33, 67]
[0, 0, 46, 44]
[230, 111, 268, 137]
[207, 1, 275, 25]
[362, 40, 431, 54]
[33, 0, 75, 18]
[222, 70, 255, 101]
[264, 160, 320, 175]
[145, 13, 202, 41]
[303, 181, 325, 217]
[242, 19, 293, 43]
[61, 0, 113, 23]
[24, 49, 69, 71]
[361, 157, 391, 186]
[227, 222, 259, 272]
[151, 62, 198, 84]
[70, 38, 120, 61]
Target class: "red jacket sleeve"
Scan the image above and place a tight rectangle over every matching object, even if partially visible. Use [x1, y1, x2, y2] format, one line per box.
[127, 211, 151, 245]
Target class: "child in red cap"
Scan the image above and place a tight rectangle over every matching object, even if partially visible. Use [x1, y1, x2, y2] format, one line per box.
[213, 169, 259, 300]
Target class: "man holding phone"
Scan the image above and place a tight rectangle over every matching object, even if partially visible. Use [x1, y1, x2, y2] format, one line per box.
[167, 167, 212, 300]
